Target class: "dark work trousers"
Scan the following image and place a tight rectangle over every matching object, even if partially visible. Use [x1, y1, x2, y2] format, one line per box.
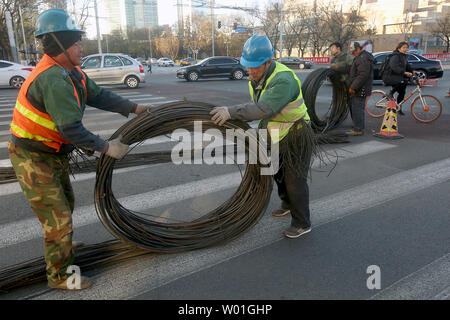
[350, 95, 366, 131]
[390, 81, 407, 105]
[274, 152, 311, 229]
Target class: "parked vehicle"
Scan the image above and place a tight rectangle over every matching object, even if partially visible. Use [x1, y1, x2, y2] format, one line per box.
[180, 57, 197, 66]
[373, 51, 444, 82]
[149, 58, 157, 64]
[136, 57, 147, 66]
[277, 56, 314, 69]
[81, 53, 145, 88]
[177, 56, 248, 81]
[0, 60, 34, 89]
[158, 57, 174, 67]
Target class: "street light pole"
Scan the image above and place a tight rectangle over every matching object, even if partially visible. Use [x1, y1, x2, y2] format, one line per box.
[148, 26, 153, 59]
[211, 0, 215, 57]
[94, 0, 102, 54]
[19, 5, 28, 63]
[279, 0, 283, 59]
[5, 11, 18, 63]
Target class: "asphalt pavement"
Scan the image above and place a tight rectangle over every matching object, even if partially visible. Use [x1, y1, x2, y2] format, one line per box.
[0, 65, 449, 301]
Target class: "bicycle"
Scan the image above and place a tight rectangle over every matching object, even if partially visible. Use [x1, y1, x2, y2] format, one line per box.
[365, 76, 442, 123]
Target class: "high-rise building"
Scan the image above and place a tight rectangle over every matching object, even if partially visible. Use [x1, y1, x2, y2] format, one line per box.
[102, 0, 158, 34]
[134, 0, 158, 29]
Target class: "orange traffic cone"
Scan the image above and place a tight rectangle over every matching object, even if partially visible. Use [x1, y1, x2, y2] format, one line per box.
[373, 98, 404, 139]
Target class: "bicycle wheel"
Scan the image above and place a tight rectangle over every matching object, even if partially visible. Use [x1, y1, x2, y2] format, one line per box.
[411, 95, 442, 123]
[365, 91, 388, 118]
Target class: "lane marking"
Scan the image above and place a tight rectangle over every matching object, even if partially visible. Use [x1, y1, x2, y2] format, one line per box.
[370, 253, 450, 300]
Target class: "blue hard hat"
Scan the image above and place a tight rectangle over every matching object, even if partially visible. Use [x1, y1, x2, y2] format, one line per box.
[240, 35, 274, 68]
[35, 9, 84, 37]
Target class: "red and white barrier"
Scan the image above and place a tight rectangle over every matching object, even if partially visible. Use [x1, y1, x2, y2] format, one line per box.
[422, 53, 450, 61]
[302, 57, 330, 64]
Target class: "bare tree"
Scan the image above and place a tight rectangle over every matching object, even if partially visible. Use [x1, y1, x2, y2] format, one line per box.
[320, 1, 366, 52]
[432, 14, 450, 53]
[284, 0, 311, 57]
[69, 0, 92, 31]
[396, 11, 414, 38]
[255, 1, 281, 57]
[156, 32, 180, 61]
[0, 0, 40, 60]
[308, 6, 328, 56]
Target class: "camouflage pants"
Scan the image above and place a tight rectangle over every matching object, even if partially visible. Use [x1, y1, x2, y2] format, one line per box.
[8, 142, 75, 286]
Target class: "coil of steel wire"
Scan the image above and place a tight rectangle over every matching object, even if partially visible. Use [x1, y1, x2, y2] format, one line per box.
[94, 100, 274, 253]
[301, 67, 350, 132]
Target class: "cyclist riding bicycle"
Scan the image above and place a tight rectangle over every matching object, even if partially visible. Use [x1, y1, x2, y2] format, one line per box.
[382, 41, 416, 115]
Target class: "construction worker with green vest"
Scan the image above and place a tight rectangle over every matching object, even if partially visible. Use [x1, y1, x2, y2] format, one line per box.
[8, 9, 152, 290]
[210, 35, 316, 238]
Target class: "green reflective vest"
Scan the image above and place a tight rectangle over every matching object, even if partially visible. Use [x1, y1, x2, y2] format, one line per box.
[249, 62, 310, 143]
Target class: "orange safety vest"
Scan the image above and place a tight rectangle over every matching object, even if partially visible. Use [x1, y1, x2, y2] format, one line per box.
[10, 54, 87, 152]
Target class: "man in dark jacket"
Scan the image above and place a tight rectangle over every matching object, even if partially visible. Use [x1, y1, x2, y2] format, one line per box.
[347, 42, 374, 136]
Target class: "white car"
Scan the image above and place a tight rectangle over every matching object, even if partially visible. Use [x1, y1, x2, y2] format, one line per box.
[0, 60, 34, 89]
[157, 57, 174, 67]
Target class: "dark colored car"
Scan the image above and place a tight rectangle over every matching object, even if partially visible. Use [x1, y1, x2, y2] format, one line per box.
[373, 51, 444, 82]
[176, 56, 248, 81]
[277, 56, 314, 69]
[180, 57, 197, 66]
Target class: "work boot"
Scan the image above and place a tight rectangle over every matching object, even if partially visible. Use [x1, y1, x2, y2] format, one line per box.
[48, 276, 93, 290]
[272, 208, 290, 217]
[345, 129, 364, 136]
[284, 226, 311, 239]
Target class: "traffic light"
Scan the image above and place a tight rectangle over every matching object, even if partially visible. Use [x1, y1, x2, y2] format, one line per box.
[218, 21, 221, 29]
[233, 22, 237, 30]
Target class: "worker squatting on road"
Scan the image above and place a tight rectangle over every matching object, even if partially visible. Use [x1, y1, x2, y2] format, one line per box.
[210, 35, 317, 239]
[8, 9, 152, 290]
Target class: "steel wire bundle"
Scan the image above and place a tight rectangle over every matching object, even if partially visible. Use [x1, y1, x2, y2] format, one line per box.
[0, 240, 150, 292]
[302, 67, 350, 133]
[0, 100, 274, 292]
[94, 100, 274, 252]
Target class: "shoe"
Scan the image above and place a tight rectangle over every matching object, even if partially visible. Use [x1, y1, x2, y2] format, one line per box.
[272, 208, 290, 217]
[284, 226, 311, 239]
[398, 109, 405, 116]
[48, 276, 93, 290]
[345, 129, 364, 136]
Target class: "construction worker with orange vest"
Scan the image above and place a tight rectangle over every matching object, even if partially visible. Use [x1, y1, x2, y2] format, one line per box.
[210, 35, 316, 238]
[8, 9, 152, 290]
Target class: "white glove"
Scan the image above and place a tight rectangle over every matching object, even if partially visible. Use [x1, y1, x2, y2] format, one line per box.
[134, 104, 153, 115]
[105, 136, 129, 159]
[210, 107, 231, 125]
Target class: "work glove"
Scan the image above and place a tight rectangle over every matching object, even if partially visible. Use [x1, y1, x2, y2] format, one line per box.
[210, 107, 231, 126]
[134, 104, 153, 115]
[105, 135, 129, 159]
